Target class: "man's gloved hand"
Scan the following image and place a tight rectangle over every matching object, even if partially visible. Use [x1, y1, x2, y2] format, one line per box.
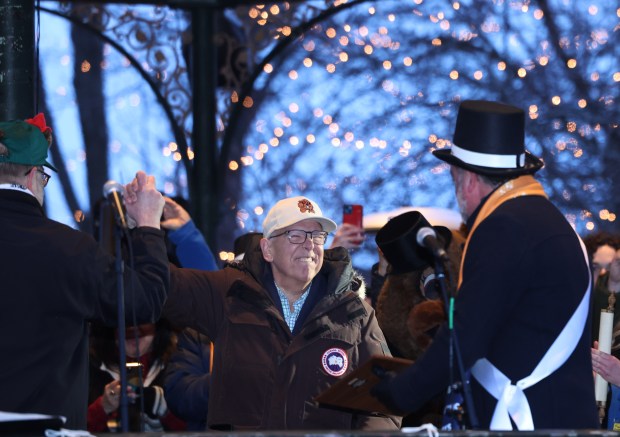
[141, 385, 168, 418]
[370, 368, 408, 416]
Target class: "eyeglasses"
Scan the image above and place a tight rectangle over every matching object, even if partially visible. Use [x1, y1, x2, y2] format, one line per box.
[270, 229, 328, 245]
[37, 169, 51, 187]
[24, 167, 51, 187]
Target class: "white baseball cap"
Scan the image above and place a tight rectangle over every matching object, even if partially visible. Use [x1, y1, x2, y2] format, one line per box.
[262, 196, 337, 238]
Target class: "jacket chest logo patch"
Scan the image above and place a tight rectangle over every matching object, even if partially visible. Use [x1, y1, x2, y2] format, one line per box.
[321, 348, 348, 376]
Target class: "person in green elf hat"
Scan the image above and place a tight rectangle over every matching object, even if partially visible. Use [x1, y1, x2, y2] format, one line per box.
[0, 113, 57, 206]
[0, 113, 170, 431]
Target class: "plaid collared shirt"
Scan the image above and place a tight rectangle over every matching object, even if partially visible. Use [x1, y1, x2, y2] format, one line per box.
[275, 282, 312, 331]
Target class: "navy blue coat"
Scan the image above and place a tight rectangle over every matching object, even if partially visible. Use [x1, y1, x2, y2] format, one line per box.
[389, 195, 598, 429]
[163, 328, 212, 431]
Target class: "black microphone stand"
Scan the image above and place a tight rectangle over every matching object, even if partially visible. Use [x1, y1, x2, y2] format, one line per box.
[434, 256, 479, 430]
[113, 215, 130, 433]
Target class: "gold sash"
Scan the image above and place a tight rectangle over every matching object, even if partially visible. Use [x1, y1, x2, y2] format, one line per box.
[458, 175, 548, 287]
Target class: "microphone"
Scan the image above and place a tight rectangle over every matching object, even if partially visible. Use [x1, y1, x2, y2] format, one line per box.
[416, 226, 448, 261]
[102, 180, 128, 229]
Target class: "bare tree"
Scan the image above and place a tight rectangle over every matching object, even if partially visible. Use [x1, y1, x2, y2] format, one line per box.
[71, 5, 110, 233]
[38, 0, 618, 259]
[224, 0, 618, 238]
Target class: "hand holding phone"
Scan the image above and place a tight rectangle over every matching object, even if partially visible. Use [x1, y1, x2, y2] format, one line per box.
[333, 205, 364, 249]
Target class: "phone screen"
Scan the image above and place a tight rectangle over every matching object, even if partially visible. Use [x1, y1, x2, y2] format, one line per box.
[126, 362, 143, 393]
[343, 204, 363, 228]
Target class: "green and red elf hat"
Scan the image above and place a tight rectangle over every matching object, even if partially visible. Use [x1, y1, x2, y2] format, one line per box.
[0, 113, 57, 172]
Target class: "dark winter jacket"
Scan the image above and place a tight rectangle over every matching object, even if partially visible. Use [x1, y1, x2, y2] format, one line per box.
[0, 189, 169, 429]
[387, 194, 598, 428]
[163, 328, 212, 431]
[164, 245, 400, 431]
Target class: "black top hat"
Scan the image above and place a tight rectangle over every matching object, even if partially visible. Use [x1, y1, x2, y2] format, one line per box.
[375, 211, 452, 274]
[433, 100, 544, 177]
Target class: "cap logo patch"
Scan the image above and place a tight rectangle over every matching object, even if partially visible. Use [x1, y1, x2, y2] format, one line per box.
[321, 348, 348, 376]
[298, 199, 315, 214]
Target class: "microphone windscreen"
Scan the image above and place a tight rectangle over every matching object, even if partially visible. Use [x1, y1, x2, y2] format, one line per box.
[102, 180, 123, 197]
[416, 227, 437, 246]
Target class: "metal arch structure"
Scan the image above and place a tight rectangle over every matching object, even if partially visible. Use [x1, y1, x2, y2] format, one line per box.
[0, 0, 365, 248]
[1, 0, 229, 245]
[218, 0, 367, 182]
[0, 0, 216, 245]
[37, 6, 193, 173]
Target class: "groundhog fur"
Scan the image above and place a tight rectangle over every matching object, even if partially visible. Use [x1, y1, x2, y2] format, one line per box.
[376, 228, 466, 361]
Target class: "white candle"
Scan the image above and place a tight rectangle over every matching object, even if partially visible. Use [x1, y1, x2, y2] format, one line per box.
[595, 310, 614, 403]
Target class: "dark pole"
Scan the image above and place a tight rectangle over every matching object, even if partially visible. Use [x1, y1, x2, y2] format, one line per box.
[0, 0, 35, 120]
[435, 257, 479, 429]
[190, 6, 219, 247]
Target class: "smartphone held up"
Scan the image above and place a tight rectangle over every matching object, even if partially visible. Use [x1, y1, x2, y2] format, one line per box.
[343, 204, 363, 228]
[341, 204, 365, 248]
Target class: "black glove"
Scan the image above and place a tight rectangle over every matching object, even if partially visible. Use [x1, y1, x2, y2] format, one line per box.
[141, 385, 168, 418]
[370, 368, 408, 416]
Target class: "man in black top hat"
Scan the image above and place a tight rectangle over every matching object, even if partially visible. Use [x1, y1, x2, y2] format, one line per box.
[371, 100, 598, 430]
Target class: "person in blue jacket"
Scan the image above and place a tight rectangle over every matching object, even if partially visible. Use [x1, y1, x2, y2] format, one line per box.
[161, 196, 218, 271]
[163, 328, 213, 430]
[158, 196, 216, 430]
[371, 100, 598, 430]
[87, 194, 217, 432]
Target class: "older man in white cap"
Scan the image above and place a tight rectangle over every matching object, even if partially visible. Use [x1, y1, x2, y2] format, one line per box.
[160, 196, 399, 431]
